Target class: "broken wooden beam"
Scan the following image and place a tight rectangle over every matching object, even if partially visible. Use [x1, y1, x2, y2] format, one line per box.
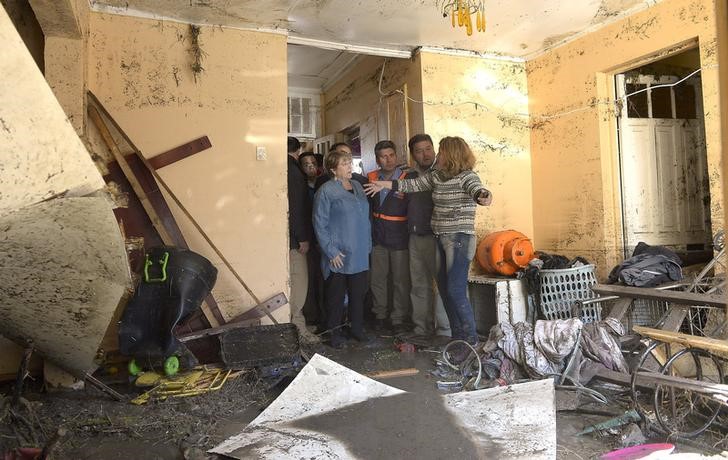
[178, 293, 288, 343]
[633, 326, 728, 355]
[365, 368, 420, 379]
[592, 284, 726, 308]
[88, 100, 224, 327]
[146, 136, 212, 170]
[635, 371, 728, 397]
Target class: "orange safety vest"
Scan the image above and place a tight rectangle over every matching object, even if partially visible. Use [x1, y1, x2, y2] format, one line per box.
[367, 169, 408, 222]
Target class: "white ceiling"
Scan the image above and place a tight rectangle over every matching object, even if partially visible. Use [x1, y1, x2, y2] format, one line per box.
[90, 0, 659, 58]
[287, 44, 361, 91]
[90, 0, 662, 91]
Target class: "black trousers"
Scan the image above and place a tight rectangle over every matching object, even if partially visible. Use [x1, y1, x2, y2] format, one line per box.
[325, 270, 368, 339]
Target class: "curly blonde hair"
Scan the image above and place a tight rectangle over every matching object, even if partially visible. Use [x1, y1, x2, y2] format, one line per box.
[437, 136, 476, 177]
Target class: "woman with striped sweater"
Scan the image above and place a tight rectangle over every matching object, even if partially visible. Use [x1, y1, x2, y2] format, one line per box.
[364, 136, 491, 346]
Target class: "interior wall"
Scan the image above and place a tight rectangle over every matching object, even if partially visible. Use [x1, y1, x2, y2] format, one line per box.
[87, 13, 290, 321]
[526, 0, 722, 277]
[323, 53, 424, 171]
[418, 51, 534, 252]
[1, 0, 44, 70]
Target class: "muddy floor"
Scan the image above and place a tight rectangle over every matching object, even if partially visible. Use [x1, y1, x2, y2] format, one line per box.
[1, 335, 725, 459]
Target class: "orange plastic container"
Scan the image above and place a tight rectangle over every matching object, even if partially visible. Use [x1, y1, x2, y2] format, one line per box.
[476, 230, 535, 276]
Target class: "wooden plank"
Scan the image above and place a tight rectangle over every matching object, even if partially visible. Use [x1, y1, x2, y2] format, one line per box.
[89, 106, 176, 245]
[633, 326, 728, 354]
[88, 97, 225, 327]
[147, 136, 212, 170]
[365, 368, 419, 379]
[593, 368, 656, 390]
[606, 297, 633, 322]
[636, 371, 728, 397]
[592, 284, 726, 308]
[177, 319, 256, 343]
[229, 292, 288, 323]
[660, 305, 689, 332]
[177, 293, 288, 343]
[88, 92, 272, 325]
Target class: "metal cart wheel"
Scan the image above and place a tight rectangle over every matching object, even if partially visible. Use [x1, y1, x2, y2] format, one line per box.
[630, 339, 662, 421]
[653, 347, 724, 438]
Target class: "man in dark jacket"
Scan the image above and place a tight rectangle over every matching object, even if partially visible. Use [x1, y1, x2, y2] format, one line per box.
[407, 134, 451, 338]
[287, 136, 317, 342]
[367, 140, 413, 334]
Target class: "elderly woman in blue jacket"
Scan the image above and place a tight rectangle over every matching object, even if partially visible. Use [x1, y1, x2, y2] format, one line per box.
[313, 149, 371, 348]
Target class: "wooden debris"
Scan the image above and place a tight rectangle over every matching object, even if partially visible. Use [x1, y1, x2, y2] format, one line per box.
[365, 368, 419, 379]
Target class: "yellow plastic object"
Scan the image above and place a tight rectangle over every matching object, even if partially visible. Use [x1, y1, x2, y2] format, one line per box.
[134, 372, 162, 387]
[131, 366, 241, 405]
[477, 230, 535, 276]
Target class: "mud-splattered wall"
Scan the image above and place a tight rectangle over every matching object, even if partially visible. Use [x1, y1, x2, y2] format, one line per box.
[527, 0, 722, 276]
[324, 54, 424, 170]
[88, 13, 290, 321]
[419, 52, 534, 246]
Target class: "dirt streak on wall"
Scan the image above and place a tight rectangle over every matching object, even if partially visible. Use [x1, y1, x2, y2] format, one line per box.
[527, 0, 722, 275]
[419, 51, 534, 249]
[324, 54, 424, 169]
[88, 13, 289, 321]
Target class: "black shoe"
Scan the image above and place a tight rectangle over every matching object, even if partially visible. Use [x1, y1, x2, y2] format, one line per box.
[391, 323, 411, 336]
[329, 336, 345, 349]
[350, 331, 371, 343]
[373, 318, 390, 332]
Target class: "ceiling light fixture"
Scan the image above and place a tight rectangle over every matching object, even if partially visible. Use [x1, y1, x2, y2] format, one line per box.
[440, 0, 486, 36]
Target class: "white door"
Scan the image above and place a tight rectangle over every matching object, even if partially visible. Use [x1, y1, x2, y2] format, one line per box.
[616, 73, 710, 255]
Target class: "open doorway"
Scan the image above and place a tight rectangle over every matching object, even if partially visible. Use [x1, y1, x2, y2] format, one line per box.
[615, 48, 712, 261]
[287, 43, 412, 176]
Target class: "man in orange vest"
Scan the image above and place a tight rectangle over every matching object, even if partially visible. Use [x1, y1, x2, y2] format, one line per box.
[367, 140, 413, 334]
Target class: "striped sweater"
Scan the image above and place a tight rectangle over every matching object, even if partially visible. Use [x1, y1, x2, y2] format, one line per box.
[394, 169, 488, 235]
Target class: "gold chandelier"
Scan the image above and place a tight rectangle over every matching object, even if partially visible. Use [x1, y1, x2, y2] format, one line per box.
[442, 0, 486, 36]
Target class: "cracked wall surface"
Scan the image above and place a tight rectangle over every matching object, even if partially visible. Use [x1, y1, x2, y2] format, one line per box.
[527, 0, 722, 276]
[87, 12, 289, 321]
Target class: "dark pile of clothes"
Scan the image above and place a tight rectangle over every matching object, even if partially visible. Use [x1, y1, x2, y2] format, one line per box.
[608, 242, 683, 287]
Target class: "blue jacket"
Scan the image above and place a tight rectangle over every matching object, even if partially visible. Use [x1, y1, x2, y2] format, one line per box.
[313, 179, 371, 279]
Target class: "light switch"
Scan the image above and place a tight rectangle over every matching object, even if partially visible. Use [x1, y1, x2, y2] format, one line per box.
[256, 146, 267, 161]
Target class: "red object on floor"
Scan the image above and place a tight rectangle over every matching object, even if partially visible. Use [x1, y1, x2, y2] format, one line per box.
[2, 448, 42, 460]
[476, 230, 535, 276]
[396, 342, 416, 353]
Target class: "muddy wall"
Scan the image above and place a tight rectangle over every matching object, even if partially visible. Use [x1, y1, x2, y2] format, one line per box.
[1, 4, 130, 376]
[526, 0, 722, 275]
[323, 54, 424, 170]
[87, 13, 290, 321]
[418, 52, 534, 250]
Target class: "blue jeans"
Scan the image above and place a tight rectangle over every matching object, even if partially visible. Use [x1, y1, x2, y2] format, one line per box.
[435, 233, 477, 344]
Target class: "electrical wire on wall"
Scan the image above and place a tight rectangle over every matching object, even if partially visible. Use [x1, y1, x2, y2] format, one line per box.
[375, 58, 718, 124]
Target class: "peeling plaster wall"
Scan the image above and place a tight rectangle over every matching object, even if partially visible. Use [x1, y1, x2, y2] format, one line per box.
[419, 52, 534, 252]
[527, 0, 722, 276]
[88, 13, 289, 321]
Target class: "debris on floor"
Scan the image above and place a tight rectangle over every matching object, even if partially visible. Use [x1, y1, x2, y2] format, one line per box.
[211, 353, 557, 459]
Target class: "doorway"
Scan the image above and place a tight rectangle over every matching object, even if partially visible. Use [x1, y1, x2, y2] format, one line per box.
[615, 48, 712, 259]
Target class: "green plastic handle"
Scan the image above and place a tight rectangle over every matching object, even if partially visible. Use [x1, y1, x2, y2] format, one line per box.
[144, 251, 169, 283]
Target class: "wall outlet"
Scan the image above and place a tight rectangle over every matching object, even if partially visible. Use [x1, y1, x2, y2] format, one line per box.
[256, 146, 267, 161]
